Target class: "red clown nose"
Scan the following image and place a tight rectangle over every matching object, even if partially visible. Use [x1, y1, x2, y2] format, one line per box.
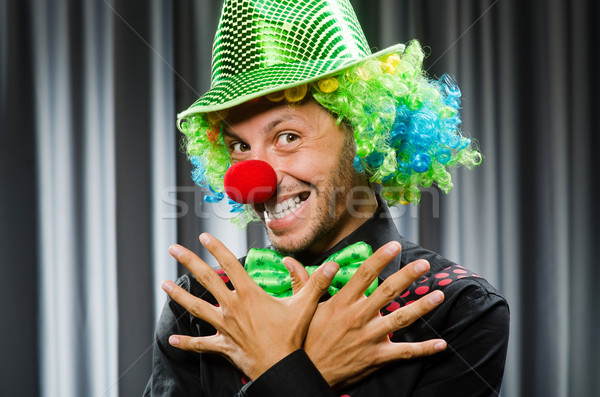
[224, 160, 277, 204]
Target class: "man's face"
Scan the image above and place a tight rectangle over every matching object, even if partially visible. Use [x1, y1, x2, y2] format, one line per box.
[223, 100, 376, 254]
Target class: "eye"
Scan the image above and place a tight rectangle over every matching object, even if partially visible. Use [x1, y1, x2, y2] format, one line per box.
[231, 142, 251, 153]
[276, 133, 299, 145]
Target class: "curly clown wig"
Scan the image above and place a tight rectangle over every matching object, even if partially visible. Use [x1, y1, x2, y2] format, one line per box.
[178, 40, 481, 228]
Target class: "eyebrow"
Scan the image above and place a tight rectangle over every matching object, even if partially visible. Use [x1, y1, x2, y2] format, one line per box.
[221, 128, 240, 140]
[223, 114, 296, 139]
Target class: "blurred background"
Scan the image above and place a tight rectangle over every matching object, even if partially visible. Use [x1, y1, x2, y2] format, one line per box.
[1, 0, 598, 396]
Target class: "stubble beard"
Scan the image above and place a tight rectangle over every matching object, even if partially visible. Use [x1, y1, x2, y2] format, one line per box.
[266, 143, 358, 255]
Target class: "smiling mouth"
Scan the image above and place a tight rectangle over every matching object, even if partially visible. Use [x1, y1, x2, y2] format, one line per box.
[263, 191, 311, 219]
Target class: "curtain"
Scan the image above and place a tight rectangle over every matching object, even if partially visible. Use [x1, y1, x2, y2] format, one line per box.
[1, 0, 598, 396]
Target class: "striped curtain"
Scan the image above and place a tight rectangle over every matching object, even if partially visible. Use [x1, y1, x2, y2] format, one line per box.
[1, 0, 598, 396]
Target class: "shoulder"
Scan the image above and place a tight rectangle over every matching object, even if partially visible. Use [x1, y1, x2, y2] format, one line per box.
[400, 263, 507, 313]
[381, 240, 509, 393]
[384, 239, 509, 339]
[397, 238, 507, 308]
[156, 270, 233, 338]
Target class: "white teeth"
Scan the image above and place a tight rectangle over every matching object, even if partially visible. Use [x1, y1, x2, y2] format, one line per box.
[264, 193, 309, 219]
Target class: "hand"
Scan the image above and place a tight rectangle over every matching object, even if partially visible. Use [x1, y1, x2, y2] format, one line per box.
[286, 241, 446, 389]
[162, 233, 339, 380]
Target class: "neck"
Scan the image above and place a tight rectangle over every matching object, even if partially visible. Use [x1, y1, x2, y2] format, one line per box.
[307, 185, 379, 255]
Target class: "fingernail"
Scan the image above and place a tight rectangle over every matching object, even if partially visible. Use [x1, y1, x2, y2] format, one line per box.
[282, 258, 294, 274]
[199, 233, 210, 245]
[169, 336, 180, 346]
[385, 241, 401, 255]
[162, 280, 173, 293]
[435, 341, 446, 351]
[429, 291, 443, 304]
[169, 245, 181, 257]
[414, 260, 428, 274]
[322, 262, 339, 279]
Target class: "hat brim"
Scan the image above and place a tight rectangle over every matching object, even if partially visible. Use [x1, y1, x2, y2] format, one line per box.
[177, 43, 406, 120]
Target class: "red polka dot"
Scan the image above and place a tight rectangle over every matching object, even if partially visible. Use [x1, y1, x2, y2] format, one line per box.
[220, 275, 230, 283]
[443, 266, 451, 270]
[415, 286, 430, 295]
[388, 332, 393, 339]
[400, 290, 410, 298]
[405, 300, 415, 306]
[340, 395, 351, 397]
[214, 303, 220, 307]
[387, 301, 400, 312]
[457, 275, 468, 279]
[241, 375, 250, 385]
[438, 278, 452, 286]
[453, 269, 468, 274]
[435, 272, 450, 278]
[419, 277, 429, 284]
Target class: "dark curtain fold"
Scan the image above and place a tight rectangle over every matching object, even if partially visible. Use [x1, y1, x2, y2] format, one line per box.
[0, 1, 39, 397]
[1, 0, 598, 396]
[112, 1, 156, 395]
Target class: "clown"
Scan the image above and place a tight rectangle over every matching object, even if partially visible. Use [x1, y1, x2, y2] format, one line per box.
[145, 1, 508, 396]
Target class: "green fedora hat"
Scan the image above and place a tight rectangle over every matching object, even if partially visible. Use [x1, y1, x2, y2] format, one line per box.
[177, 0, 406, 120]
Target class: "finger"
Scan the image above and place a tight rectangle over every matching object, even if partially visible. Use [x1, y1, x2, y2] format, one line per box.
[162, 280, 222, 326]
[341, 241, 402, 300]
[199, 233, 252, 292]
[378, 290, 444, 337]
[364, 259, 430, 313]
[297, 261, 339, 302]
[377, 338, 447, 364]
[169, 244, 231, 302]
[282, 257, 309, 295]
[168, 333, 223, 354]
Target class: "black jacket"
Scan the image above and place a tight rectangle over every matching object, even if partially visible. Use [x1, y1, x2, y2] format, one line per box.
[144, 203, 509, 396]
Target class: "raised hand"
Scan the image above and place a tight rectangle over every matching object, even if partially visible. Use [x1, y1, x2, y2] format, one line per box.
[285, 241, 446, 389]
[162, 233, 339, 380]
